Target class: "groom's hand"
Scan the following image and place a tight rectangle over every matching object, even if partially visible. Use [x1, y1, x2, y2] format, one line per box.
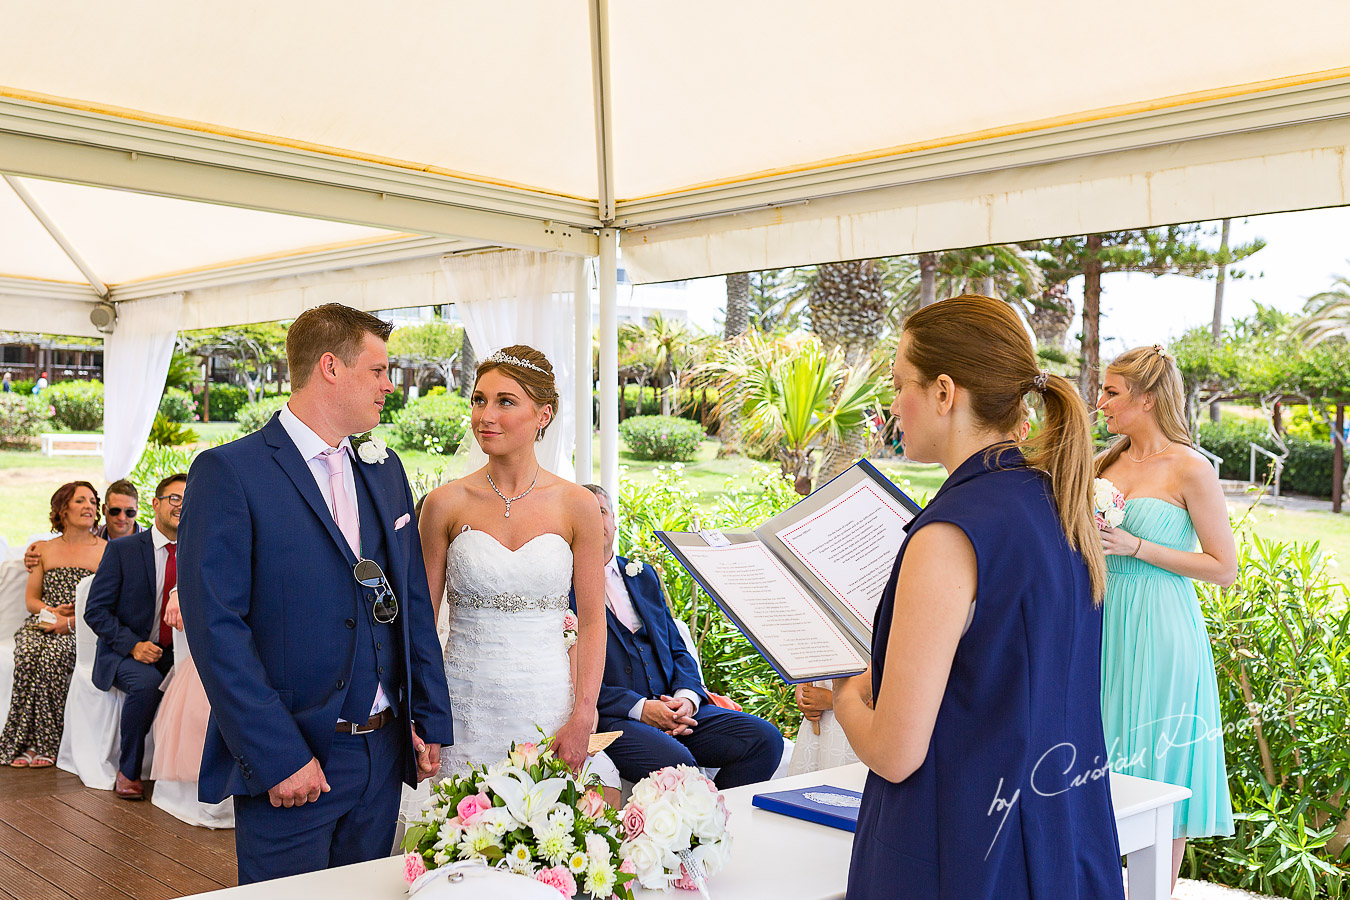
[412, 728, 440, 782]
[268, 757, 330, 808]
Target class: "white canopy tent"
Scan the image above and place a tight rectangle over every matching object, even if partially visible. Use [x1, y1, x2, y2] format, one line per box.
[3, 0, 1350, 493]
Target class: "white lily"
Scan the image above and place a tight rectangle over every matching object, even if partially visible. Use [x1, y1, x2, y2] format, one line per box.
[483, 767, 568, 831]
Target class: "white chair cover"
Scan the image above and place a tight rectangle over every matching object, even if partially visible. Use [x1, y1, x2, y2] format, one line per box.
[57, 574, 153, 788]
[0, 559, 32, 733]
[149, 626, 234, 828]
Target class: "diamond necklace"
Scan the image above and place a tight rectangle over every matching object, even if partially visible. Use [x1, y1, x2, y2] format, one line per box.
[486, 468, 539, 518]
[1127, 440, 1172, 463]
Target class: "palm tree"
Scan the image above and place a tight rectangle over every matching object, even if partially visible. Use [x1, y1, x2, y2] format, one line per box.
[1298, 273, 1350, 345]
[618, 312, 694, 415]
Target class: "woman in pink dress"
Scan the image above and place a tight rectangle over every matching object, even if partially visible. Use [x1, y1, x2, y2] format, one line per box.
[150, 588, 210, 782]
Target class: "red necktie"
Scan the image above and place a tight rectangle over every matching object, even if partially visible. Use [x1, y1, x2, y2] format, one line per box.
[158, 543, 177, 647]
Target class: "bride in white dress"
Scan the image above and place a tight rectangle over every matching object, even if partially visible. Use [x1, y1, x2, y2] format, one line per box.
[419, 345, 618, 798]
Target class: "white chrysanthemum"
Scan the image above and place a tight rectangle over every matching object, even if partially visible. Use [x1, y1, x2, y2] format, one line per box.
[585, 860, 617, 897]
[567, 850, 589, 873]
[506, 843, 537, 875]
[535, 823, 576, 866]
[457, 822, 501, 859]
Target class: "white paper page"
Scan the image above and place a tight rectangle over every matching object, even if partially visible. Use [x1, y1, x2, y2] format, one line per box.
[773, 480, 916, 629]
[681, 543, 866, 680]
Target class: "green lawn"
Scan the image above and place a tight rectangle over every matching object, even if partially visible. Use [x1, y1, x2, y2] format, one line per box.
[3, 435, 1345, 585]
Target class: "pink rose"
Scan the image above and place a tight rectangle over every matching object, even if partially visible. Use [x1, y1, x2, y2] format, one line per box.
[580, 789, 606, 819]
[456, 792, 491, 824]
[562, 610, 579, 631]
[622, 804, 645, 839]
[619, 859, 636, 875]
[654, 768, 682, 792]
[510, 741, 544, 768]
[673, 868, 698, 891]
[403, 852, 427, 885]
[535, 865, 578, 897]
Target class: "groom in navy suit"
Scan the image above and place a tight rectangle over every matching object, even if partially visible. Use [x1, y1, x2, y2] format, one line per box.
[578, 485, 782, 789]
[178, 304, 453, 884]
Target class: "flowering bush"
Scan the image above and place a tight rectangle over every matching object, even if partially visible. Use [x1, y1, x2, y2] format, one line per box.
[158, 387, 197, 423]
[45, 379, 103, 431]
[620, 765, 731, 891]
[0, 393, 50, 446]
[619, 415, 704, 462]
[402, 739, 635, 899]
[393, 393, 471, 455]
[236, 394, 289, 433]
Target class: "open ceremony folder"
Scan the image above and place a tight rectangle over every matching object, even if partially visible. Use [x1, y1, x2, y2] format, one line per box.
[656, 459, 921, 684]
[751, 785, 864, 832]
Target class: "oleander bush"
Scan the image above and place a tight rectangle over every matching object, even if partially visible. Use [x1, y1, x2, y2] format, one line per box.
[236, 394, 289, 433]
[392, 393, 471, 455]
[0, 393, 50, 446]
[617, 463, 802, 732]
[199, 384, 249, 422]
[1189, 525, 1350, 897]
[618, 415, 704, 462]
[45, 379, 103, 431]
[158, 387, 197, 423]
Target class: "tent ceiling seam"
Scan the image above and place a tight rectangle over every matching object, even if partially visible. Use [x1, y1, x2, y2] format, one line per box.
[588, 0, 615, 225]
[2, 173, 109, 298]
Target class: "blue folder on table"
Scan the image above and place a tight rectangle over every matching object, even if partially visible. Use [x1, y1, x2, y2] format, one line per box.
[752, 785, 863, 832]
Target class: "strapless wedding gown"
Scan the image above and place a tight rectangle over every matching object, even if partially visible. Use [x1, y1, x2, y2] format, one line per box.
[439, 529, 618, 787]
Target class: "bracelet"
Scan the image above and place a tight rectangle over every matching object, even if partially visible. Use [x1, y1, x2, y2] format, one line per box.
[1130, 536, 1144, 558]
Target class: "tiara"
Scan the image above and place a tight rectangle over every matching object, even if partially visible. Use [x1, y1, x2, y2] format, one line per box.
[487, 350, 548, 376]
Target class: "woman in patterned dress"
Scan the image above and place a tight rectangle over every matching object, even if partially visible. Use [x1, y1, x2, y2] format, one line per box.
[0, 481, 107, 767]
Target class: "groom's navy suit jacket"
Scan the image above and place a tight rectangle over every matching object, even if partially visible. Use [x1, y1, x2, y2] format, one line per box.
[178, 413, 453, 803]
[85, 528, 161, 692]
[573, 556, 707, 723]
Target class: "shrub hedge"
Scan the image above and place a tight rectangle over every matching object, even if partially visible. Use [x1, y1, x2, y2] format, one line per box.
[618, 415, 704, 462]
[392, 393, 471, 455]
[158, 388, 197, 423]
[0, 393, 50, 446]
[236, 395, 290, 433]
[1195, 419, 1337, 498]
[199, 384, 250, 422]
[45, 379, 103, 431]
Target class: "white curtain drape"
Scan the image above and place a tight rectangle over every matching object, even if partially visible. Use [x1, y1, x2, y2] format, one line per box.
[441, 251, 578, 479]
[103, 292, 184, 481]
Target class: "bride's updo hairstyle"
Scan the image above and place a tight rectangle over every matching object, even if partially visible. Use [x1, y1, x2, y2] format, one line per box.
[1093, 345, 1191, 477]
[903, 294, 1105, 602]
[475, 344, 560, 441]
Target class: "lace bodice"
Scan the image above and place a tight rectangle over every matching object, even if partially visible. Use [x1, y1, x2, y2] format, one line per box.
[444, 530, 573, 611]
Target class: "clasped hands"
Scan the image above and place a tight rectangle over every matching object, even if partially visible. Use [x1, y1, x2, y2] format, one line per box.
[641, 695, 697, 737]
[267, 726, 442, 808]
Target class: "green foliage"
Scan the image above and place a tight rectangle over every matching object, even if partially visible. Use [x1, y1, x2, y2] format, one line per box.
[163, 350, 197, 390]
[130, 444, 198, 523]
[148, 413, 198, 447]
[380, 389, 405, 424]
[158, 387, 197, 423]
[388, 320, 462, 361]
[392, 393, 471, 455]
[236, 394, 290, 433]
[200, 384, 249, 421]
[1190, 529, 1350, 897]
[618, 415, 704, 462]
[1196, 420, 1336, 498]
[617, 463, 803, 733]
[0, 393, 50, 446]
[45, 379, 103, 431]
[10, 379, 35, 395]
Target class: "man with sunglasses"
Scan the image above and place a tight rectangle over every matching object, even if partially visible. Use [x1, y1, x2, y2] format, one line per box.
[84, 474, 186, 800]
[178, 304, 452, 885]
[23, 478, 142, 571]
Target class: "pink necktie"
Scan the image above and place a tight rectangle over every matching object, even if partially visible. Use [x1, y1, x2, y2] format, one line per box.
[323, 448, 360, 556]
[605, 564, 640, 632]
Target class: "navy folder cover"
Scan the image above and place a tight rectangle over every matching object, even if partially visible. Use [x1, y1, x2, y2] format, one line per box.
[751, 785, 863, 832]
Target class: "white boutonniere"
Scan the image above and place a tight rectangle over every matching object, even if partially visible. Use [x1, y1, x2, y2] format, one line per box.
[624, 560, 644, 577]
[352, 432, 389, 464]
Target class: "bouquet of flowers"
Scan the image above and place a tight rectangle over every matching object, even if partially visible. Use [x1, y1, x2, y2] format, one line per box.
[1092, 477, 1126, 528]
[620, 765, 731, 892]
[402, 739, 636, 899]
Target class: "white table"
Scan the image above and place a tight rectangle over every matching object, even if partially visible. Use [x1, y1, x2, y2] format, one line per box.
[185, 765, 1189, 899]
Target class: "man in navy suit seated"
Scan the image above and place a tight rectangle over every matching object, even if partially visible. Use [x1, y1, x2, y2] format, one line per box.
[85, 473, 187, 800]
[578, 484, 782, 789]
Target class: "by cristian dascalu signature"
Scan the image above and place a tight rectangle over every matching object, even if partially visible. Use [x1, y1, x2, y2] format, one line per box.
[984, 742, 1110, 860]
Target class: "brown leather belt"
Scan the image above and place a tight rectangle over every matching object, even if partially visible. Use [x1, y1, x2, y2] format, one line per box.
[335, 708, 395, 735]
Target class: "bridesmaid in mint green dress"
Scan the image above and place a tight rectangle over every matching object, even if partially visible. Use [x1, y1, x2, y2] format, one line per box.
[1095, 346, 1239, 892]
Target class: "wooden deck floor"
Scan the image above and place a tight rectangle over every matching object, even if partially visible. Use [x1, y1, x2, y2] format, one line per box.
[0, 767, 237, 900]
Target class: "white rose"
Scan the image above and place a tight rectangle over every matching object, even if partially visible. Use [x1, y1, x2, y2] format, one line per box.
[693, 837, 731, 876]
[357, 434, 389, 464]
[1103, 507, 1125, 528]
[625, 560, 644, 577]
[678, 782, 716, 823]
[643, 796, 692, 849]
[1092, 478, 1115, 512]
[622, 838, 665, 889]
[629, 779, 660, 808]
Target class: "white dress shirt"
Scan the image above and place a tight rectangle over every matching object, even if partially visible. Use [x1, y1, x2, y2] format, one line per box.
[150, 524, 175, 639]
[605, 556, 702, 720]
[278, 403, 388, 718]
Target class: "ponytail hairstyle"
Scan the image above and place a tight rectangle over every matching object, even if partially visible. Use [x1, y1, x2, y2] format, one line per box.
[903, 294, 1106, 602]
[1094, 345, 1191, 477]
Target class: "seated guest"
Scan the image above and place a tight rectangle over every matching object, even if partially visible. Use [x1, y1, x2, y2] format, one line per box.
[0, 482, 106, 767]
[576, 484, 782, 789]
[84, 473, 186, 800]
[24, 478, 141, 571]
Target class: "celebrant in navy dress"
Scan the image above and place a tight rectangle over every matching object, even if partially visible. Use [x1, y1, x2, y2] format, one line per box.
[833, 295, 1124, 900]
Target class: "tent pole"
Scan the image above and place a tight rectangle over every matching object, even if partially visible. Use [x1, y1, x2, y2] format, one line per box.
[598, 229, 620, 501]
[574, 261, 594, 484]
